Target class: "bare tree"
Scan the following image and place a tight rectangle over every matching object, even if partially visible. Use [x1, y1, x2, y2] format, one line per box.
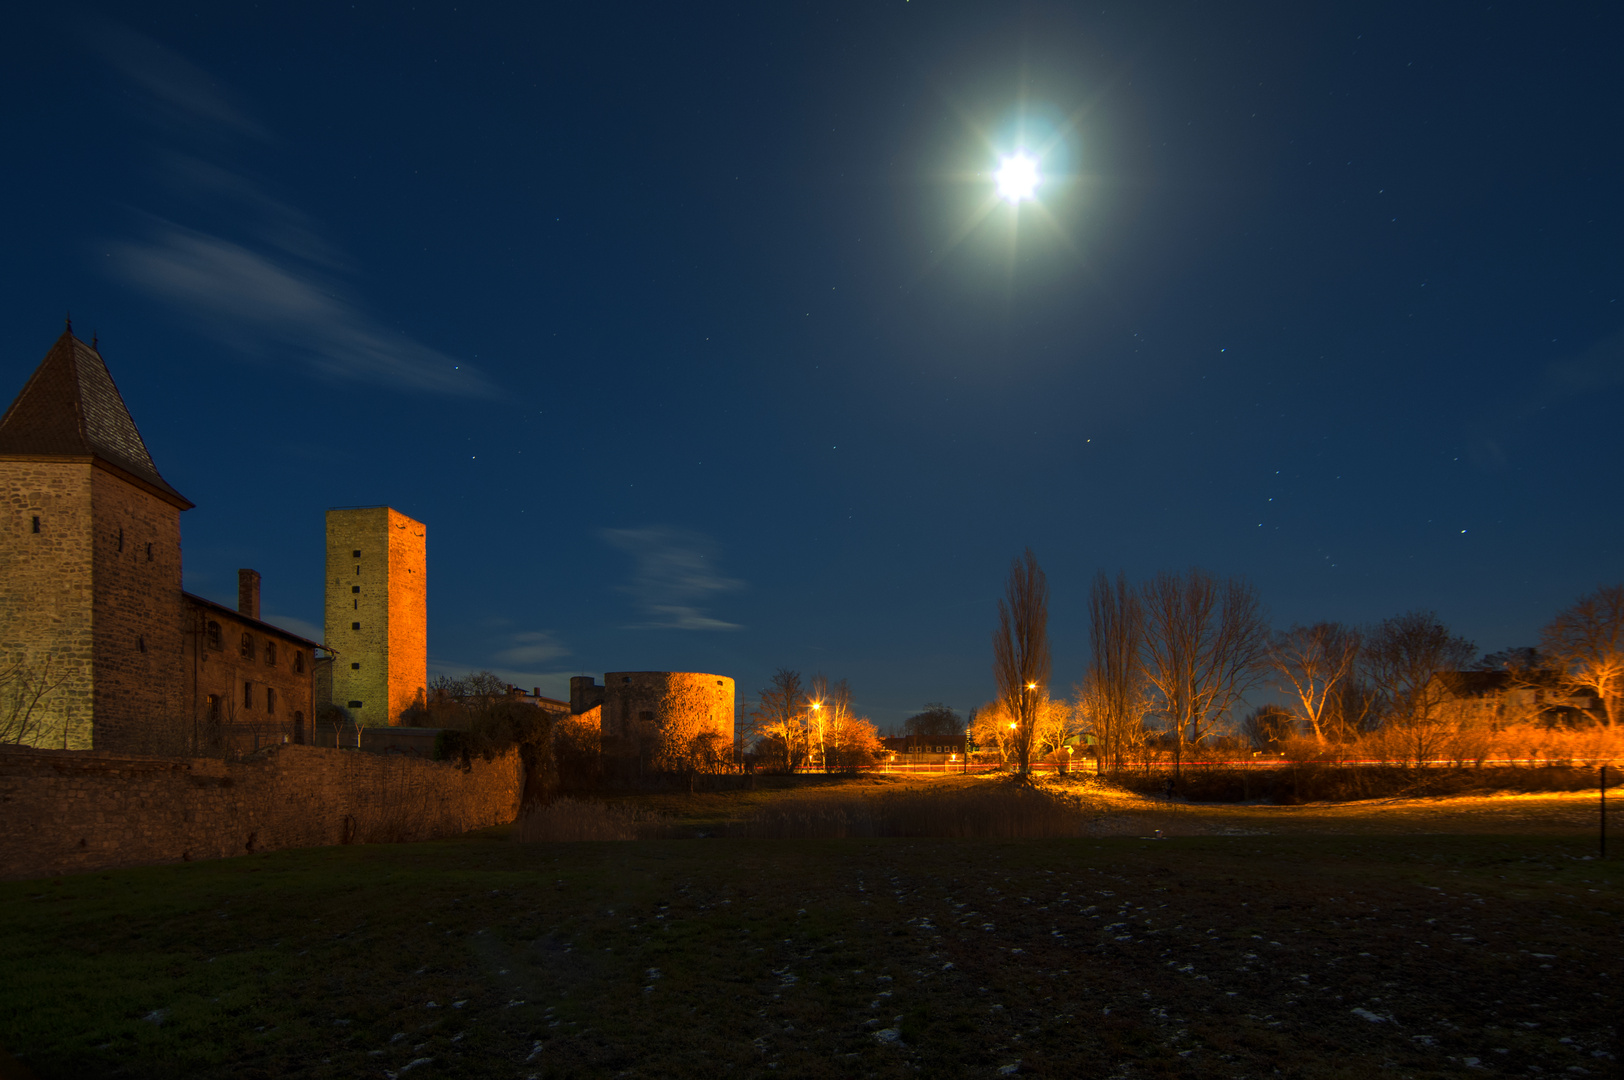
[821, 682, 882, 772]
[904, 703, 963, 739]
[1029, 694, 1079, 767]
[1241, 703, 1296, 752]
[749, 668, 806, 774]
[969, 700, 1019, 764]
[1139, 568, 1269, 778]
[992, 548, 1051, 774]
[1540, 584, 1624, 726]
[1363, 610, 1475, 765]
[1083, 571, 1149, 774]
[1267, 623, 1362, 744]
[0, 655, 68, 746]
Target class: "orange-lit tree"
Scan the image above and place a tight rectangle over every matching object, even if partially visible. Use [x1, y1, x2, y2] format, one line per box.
[992, 549, 1051, 775]
[1541, 584, 1623, 727]
[1139, 568, 1269, 779]
[969, 700, 1018, 763]
[1267, 622, 1362, 744]
[1029, 694, 1079, 768]
[1362, 610, 1475, 765]
[749, 668, 806, 774]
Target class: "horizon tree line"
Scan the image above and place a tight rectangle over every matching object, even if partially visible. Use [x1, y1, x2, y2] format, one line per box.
[988, 548, 1621, 774]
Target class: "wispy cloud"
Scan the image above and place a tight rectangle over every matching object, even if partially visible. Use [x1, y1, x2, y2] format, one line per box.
[1542, 329, 1624, 400]
[110, 221, 494, 396]
[492, 631, 569, 667]
[262, 613, 324, 644]
[89, 18, 272, 142]
[602, 526, 744, 631]
[93, 20, 495, 398]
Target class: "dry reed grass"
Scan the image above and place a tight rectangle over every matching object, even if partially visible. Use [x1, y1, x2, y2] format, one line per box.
[515, 798, 653, 841]
[735, 779, 1106, 839]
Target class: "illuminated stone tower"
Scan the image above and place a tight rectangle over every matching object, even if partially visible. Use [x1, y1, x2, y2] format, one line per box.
[0, 329, 194, 750]
[324, 507, 426, 726]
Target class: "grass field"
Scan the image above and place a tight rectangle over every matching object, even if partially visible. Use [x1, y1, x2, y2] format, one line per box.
[0, 776, 1618, 1079]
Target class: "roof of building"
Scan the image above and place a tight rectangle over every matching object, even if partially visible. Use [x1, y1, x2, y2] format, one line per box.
[1433, 671, 1513, 698]
[0, 329, 192, 509]
[182, 592, 325, 650]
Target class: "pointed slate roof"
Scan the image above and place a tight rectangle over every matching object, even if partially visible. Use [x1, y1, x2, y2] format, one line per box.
[0, 330, 192, 509]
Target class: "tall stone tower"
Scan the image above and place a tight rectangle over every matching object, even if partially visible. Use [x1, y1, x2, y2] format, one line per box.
[324, 507, 426, 726]
[0, 329, 193, 750]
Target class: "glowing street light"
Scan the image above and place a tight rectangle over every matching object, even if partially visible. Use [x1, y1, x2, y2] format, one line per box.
[996, 152, 1039, 203]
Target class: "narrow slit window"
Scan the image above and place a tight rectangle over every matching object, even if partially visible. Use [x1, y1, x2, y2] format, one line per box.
[31, 515, 40, 533]
[266, 687, 277, 715]
[243, 681, 253, 709]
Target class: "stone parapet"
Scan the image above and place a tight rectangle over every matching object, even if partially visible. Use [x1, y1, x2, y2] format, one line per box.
[0, 743, 521, 880]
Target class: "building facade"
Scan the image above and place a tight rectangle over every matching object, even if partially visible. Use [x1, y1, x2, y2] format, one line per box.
[324, 506, 427, 726]
[0, 328, 317, 751]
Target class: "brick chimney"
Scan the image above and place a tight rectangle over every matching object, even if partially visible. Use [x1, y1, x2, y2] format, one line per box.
[238, 569, 261, 620]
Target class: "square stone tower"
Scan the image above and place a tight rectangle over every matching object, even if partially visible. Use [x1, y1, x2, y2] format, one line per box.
[0, 329, 193, 750]
[324, 507, 426, 726]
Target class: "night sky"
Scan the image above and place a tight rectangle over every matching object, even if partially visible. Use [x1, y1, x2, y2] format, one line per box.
[3, 3, 1620, 729]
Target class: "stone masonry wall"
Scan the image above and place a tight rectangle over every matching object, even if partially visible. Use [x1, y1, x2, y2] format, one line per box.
[0, 744, 522, 881]
[0, 459, 96, 749]
[90, 465, 188, 753]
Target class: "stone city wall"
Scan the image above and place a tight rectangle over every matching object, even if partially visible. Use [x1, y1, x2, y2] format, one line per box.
[0, 743, 521, 880]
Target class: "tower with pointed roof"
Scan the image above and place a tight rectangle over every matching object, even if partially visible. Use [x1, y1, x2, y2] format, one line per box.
[0, 328, 193, 749]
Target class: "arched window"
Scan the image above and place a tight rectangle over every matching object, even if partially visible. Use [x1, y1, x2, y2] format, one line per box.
[206, 621, 221, 650]
[241, 633, 255, 660]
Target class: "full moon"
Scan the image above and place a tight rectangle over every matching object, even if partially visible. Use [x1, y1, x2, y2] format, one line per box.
[995, 152, 1039, 202]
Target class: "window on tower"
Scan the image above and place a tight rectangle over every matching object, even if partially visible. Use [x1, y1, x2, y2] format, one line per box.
[352, 622, 360, 630]
[352, 585, 360, 594]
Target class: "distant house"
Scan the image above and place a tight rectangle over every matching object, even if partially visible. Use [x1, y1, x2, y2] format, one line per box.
[1430, 670, 1597, 727]
[879, 736, 964, 763]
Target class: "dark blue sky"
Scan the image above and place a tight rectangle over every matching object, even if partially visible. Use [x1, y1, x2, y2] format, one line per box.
[4, 2, 1620, 728]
